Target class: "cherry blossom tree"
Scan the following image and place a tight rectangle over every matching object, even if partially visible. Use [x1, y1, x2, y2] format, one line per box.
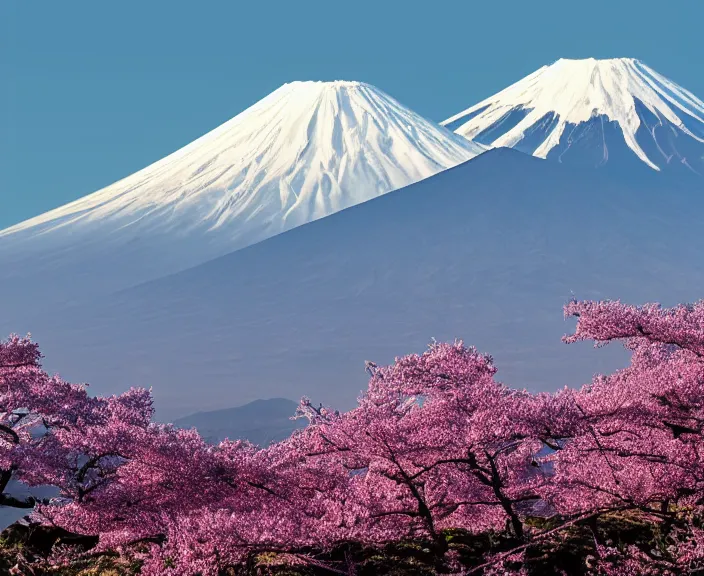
[0, 335, 153, 511]
[552, 299, 704, 571]
[294, 342, 553, 551]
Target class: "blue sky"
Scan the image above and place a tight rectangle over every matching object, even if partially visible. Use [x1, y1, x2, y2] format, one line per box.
[2, 0, 702, 229]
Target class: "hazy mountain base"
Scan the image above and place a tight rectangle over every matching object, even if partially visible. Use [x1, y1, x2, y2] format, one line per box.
[18, 149, 704, 422]
[1, 510, 699, 575]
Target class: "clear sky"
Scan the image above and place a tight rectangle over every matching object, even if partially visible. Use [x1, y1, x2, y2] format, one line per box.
[2, 0, 702, 229]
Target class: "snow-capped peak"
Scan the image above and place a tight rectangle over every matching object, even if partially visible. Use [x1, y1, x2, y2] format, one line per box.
[0, 80, 486, 293]
[443, 57, 704, 172]
[4, 81, 485, 244]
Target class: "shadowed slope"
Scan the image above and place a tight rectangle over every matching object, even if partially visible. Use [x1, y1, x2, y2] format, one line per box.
[12, 148, 704, 420]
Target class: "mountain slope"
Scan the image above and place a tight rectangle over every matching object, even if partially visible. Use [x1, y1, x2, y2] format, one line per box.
[173, 398, 305, 446]
[21, 149, 704, 420]
[0, 81, 485, 310]
[443, 58, 704, 174]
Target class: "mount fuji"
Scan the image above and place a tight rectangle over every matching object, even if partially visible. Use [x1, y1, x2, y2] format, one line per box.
[443, 58, 704, 175]
[0, 81, 485, 313]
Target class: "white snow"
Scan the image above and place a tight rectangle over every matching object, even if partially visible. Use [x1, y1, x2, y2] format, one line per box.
[1, 81, 486, 251]
[443, 58, 704, 170]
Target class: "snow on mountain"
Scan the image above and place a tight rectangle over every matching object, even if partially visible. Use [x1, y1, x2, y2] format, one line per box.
[1, 80, 484, 261]
[0, 81, 486, 314]
[443, 58, 704, 174]
[20, 149, 704, 420]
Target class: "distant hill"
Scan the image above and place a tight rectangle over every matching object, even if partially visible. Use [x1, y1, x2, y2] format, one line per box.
[172, 398, 306, 446]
